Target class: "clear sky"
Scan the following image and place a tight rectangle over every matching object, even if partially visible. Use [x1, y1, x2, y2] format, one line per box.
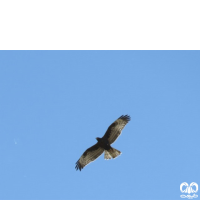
[0, 51, 199, 200]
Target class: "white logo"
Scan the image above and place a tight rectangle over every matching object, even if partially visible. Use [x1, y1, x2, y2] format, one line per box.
[180, 182, 198, 199]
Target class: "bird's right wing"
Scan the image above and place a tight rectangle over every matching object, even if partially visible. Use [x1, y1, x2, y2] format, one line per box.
[75, 143, 104, 171]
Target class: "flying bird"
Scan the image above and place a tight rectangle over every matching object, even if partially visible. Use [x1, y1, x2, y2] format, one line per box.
[75, 115, 130, 171]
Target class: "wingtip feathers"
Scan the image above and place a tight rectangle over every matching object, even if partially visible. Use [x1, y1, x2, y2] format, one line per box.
[75, 160, 83, 171]
[119, 115, 131, 122]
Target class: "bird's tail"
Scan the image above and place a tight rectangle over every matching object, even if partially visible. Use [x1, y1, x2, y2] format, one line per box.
[104, 147, 121, 160]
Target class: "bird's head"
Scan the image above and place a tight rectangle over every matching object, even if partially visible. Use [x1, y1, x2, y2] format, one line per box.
[96, 137, 101, 142]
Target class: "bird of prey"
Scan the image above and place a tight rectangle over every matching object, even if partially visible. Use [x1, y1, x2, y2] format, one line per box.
[75, 115, 130, 171]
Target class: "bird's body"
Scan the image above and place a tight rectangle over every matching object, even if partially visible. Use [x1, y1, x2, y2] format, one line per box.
[96, 137, 110, 150]
[75, 115, 130, 171]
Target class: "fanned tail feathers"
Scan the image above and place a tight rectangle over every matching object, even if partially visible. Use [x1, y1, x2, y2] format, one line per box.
[104, 147, 121, 160]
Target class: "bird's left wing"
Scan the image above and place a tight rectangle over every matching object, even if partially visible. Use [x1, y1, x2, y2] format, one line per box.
[102, 115, 130, 144]
[75, 143, 104, 171]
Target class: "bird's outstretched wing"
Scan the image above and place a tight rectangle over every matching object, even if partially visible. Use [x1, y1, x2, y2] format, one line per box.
[75, 143, 104, 171]
[103, 115, 130, 144]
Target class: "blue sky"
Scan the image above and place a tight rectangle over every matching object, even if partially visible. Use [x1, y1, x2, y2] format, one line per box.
[0, 51, 199, 200]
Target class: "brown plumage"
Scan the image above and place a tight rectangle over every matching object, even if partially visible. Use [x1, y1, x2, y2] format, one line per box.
[75, 115, 130, 171]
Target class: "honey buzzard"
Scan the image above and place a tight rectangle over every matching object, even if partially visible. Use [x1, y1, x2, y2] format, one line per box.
[75, 115, 130, 171]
